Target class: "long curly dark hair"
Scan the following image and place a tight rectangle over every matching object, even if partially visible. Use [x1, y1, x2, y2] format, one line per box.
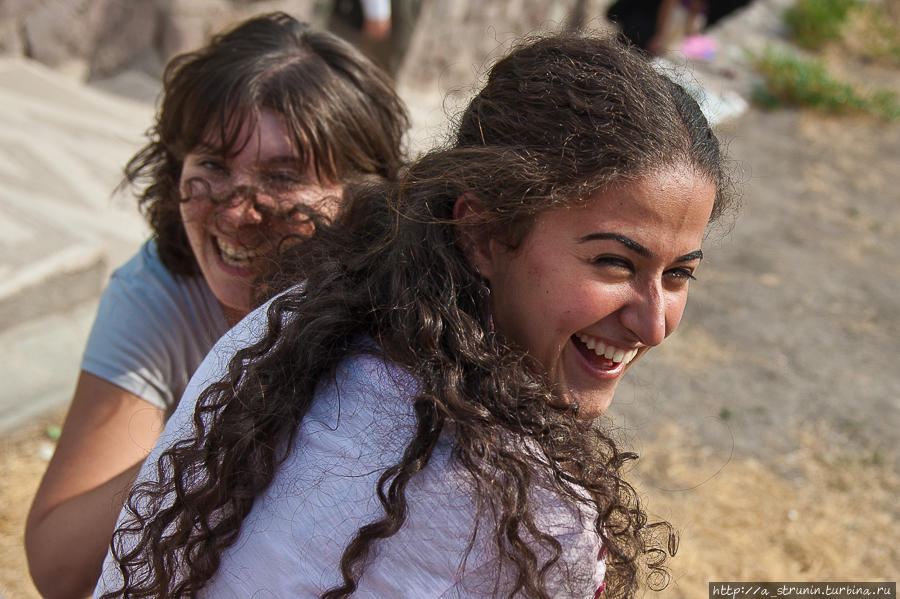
[124, 12, 409, 276]
[103, 33, 734, 599]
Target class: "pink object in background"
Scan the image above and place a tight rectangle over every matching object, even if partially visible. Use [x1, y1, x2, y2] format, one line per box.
[680, 34, 718, 60]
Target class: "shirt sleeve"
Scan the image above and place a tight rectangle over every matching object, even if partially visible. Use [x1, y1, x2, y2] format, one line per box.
[82, 269, 175, 409]
[80, 241, 228, 411]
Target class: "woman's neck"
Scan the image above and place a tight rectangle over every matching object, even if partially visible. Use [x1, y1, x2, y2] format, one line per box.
[221, 304, 248, 328]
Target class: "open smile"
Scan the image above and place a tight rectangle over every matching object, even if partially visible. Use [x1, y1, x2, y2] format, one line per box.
[212, 236, 263, 275]
[571, 332, 638, 376]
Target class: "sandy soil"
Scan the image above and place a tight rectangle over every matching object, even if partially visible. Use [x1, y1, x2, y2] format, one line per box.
[2, 26, 898, 599]
[0, 409, 64, 599]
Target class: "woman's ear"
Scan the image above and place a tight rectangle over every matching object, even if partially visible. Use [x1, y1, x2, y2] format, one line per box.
[453, 193, 497, 280]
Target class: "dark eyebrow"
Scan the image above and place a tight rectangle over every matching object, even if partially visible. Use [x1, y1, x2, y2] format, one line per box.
[578, 233, 703, 262]
[676, 249, 704, 262]
[579, 233, 651, 257]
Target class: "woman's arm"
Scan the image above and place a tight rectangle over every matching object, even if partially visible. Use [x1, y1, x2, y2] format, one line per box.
[25, 371, 164, 599]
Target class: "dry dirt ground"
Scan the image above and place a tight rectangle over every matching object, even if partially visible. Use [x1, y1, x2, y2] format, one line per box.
[2, 41, 898, 599]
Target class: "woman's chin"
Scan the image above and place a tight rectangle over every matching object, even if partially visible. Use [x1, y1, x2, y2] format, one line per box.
[559, 345, 622, 418]
[573, 392, 616, 419]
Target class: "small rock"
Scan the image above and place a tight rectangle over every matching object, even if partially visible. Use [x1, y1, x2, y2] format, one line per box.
[38, 441, 55, 461]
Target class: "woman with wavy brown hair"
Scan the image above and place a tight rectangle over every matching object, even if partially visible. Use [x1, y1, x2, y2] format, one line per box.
[26, 12, 408, 599]
[96, 31, 735, 599]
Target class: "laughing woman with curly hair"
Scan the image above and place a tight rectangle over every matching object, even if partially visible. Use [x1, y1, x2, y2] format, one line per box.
[96, 31, 734, 599]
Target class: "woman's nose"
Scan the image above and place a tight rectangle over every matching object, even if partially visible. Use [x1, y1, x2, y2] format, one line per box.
[218, 186, 270, 228]
[620, 281, 667, 347]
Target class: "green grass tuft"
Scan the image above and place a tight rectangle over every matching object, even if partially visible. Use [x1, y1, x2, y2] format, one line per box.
[784, 0, 859, 50]
[750, 47, 900, 120]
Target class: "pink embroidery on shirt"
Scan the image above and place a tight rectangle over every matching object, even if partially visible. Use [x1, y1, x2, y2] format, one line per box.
[594, 544, 608, 597]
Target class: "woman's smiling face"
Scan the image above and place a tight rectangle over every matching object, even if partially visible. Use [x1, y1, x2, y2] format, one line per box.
[179, 108, 342, 325]
[473, 163, 716, 418]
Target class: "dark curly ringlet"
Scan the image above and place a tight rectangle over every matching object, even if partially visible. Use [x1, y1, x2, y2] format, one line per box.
[104, 33, 736, 599]
[124, 11, 409, 276]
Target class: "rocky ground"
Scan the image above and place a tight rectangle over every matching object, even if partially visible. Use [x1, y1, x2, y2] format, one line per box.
[1, 1, 898, 597]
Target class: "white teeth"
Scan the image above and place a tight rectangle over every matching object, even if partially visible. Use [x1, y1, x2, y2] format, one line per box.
[575, 333, 639, 365]
[216, 238, 260, 267]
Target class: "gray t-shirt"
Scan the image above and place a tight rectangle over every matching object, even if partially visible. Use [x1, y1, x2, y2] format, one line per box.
[81, 239, 229, 412]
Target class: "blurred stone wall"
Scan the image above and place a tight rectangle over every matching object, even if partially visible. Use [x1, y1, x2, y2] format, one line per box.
[0, 0, 321, 81]
[388, 0, 613, 151]
[396, 0, 613, 94]
[0, 0, 615, 87]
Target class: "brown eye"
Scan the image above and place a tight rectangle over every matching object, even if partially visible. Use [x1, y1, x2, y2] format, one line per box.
[197, 159, 227, 176]
[264, 170, 303, 188]
[664, 268, 697, 284]
[591, 256, 633, 272]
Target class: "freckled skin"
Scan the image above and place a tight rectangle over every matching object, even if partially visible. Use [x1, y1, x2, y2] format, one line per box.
[472, 164, 716, 419]
[179, 109, 342, 324]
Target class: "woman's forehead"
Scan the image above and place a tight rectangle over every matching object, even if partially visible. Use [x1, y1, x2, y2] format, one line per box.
[190, 108, 300, 156]
[193, 110, 261, 152]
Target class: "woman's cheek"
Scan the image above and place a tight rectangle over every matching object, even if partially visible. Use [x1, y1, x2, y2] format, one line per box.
[179, 195, 207, 227]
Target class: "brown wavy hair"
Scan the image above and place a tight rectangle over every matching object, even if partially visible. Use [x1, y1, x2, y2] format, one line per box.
[103, 33, 735, 598]
[123, 12, 409, 276]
